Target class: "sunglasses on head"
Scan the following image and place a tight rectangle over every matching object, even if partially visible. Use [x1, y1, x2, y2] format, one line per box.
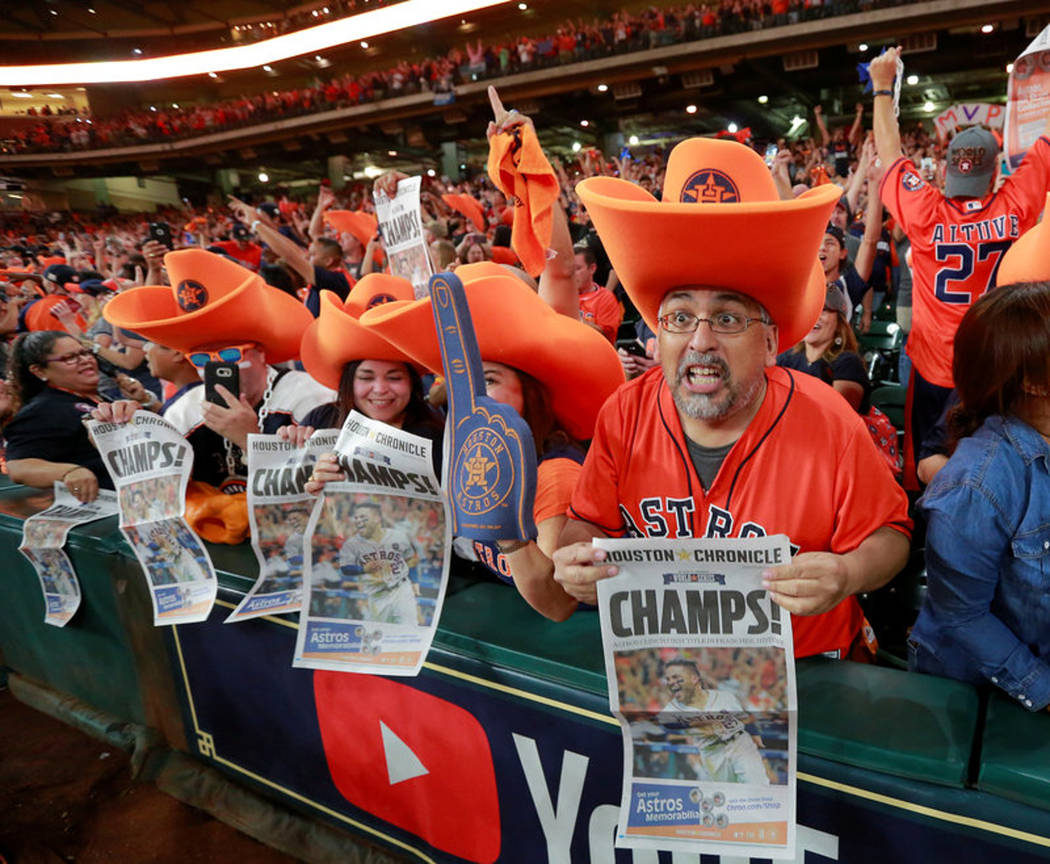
[187, 342, 257, 368]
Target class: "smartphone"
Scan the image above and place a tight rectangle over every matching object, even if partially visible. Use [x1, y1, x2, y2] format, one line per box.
[204, 361, 240, 406]
[620, 341, 647, 357]
[764, 143, 778, 167]
[148, 221, 173, 248]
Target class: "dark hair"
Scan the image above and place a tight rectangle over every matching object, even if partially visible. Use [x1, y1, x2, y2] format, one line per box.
[313, 237, 343, 265]
[7, 330, 66, 411]
[573, 244, 596, 267]
[492, 224, 512, 247]
[516, 368, 584, 459]
[259, 263, 298, 298]
[790, 313, 857, 362]
[335, 359, 441, 432]
[948, 281, 1050, 446]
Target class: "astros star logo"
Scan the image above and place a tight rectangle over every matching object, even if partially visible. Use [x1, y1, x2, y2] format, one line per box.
[677, 548, 692, 561]
[957, 158, 973, 174]
[176, 279, 209, 312]
[680, 169, 740, 204]
[463, 447, 495, 489]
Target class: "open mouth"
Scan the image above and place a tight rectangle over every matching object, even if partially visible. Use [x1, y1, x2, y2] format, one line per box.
[681, 357, 728, 395]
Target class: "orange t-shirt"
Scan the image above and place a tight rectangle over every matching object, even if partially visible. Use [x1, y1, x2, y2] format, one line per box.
[578, 284, 622, 344]
[569, 366, 911, 659]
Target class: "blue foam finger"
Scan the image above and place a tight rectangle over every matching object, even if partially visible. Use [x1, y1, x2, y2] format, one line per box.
[429, 271, 538, 541]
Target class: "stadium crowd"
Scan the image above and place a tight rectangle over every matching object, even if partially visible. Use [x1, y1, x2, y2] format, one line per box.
[3, 0, 925, 155]
[2, 39, 1050, 715]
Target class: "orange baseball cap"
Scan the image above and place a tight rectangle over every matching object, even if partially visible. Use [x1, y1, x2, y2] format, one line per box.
[996, 192, 1050, 286]
[576, 137, 840, 350]
[324, 210, 378, 247]
[103, 248, 312, 363]
[23, 295, 87, 332]
[300, 273, 420, 390]
[360, 262, 624, 441]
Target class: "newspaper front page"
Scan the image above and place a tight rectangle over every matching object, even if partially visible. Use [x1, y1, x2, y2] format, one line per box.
[88, 413, 217, 625]
[595, 535, 796, 860]
[373, 174, 433, 298]
[19, 485, 118, 626]
[293, 411, 449, 675]
[226, 431, 336, 622]
[1005, 24, 1050, 170]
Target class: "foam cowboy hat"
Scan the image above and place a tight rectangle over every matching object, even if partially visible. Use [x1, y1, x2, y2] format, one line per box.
[103, 248, 312, 362]
[359, 262, 625, 441]
[324, 210, 378, 246]
[997, 192, 1050, 285]
[300, 273, 420, 390]
[576, 137, 840, 350]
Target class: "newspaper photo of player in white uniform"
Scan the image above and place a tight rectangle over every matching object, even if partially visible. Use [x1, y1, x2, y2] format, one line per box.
[338, 496, 422, 625]
[18, 485, 118, 626]
[294, 411, 449, 676]
[227, 432, 335, 622]
[373, 174, 433, 298]
[596, 535, 797, 860]
[88, 412, 217, 625]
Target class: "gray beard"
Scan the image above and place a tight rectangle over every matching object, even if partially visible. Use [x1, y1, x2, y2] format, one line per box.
[671, 351, 763, 421]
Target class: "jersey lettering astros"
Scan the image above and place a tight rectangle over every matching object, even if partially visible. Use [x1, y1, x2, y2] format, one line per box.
[879, 137, 1050, 387]
[569, 366, 911, 659]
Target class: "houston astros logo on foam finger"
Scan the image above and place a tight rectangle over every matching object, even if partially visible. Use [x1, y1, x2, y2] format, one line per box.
[455, 427, 514, 516]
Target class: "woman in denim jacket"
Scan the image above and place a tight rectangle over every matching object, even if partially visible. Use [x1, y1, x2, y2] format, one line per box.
[909, 236, 1050, 711]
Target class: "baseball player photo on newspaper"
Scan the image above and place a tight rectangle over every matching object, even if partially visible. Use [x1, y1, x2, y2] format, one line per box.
[595, 535, 797, 860]
[18, 484, 118, 627]
[88, 412, 217, 626]
[293, 411, 449, 675]
[225, 430, 336, 622]
[373, 173, 433, 298]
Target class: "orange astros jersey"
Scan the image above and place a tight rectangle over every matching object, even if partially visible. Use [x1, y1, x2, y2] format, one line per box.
[879, 137, 1050, 388]
[578, 284, 623, 344]
[569, 366, 911, 659]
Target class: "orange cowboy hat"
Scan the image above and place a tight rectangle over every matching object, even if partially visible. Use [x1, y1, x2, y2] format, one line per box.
[576, 137, 840, 350]
[103, 248, 312, 362]
[324, 210, 378, 247]
[997, 192, 1050, 285]
[442, 193, 487, 231]
[360, 262, 624, 441]
[300, 273, 420, 390]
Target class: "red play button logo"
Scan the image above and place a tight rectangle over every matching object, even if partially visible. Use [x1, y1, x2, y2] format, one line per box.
[314, 672, 501, 862]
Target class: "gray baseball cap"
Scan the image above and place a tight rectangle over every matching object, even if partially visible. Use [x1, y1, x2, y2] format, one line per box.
[823, 283, 851, 322]
[945, 126, 998, 199]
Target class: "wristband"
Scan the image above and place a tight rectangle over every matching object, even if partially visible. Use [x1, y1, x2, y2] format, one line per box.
[873, 90, 893, 97]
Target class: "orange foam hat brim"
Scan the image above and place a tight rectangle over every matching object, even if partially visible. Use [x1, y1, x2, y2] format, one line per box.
[997, 192, 1050, 286]
[325, 210, 378, 247]
[359, 265, 624, 441]
[103, 279, 312, 363]
[576, 177, 840, 350]
[300, 290, 421, 390]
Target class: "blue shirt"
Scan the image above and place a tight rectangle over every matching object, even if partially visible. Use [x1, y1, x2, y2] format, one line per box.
[909, 414, 1050, 710]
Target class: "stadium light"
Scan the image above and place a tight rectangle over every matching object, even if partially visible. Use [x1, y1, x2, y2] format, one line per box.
[0, 0, 509, 86]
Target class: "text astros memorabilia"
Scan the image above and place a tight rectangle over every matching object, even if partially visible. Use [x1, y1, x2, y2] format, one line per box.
[569, 366, 911, 659]
[879, 135, 1050, 388]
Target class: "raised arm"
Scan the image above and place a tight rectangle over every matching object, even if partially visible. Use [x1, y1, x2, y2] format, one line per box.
[869, 48, 904, 168]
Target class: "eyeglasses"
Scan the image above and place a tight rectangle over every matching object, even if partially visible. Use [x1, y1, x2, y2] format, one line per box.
[46, 349, 94, 366]
[657, 310, 767, 335]
[187, 342, 256, 368]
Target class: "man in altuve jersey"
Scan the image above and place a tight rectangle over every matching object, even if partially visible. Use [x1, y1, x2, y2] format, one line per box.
[339, 498, 421, 625]
[870, 46, 1050, 487]
[656, 658, 770, 785]
[552, 136, 911, 661]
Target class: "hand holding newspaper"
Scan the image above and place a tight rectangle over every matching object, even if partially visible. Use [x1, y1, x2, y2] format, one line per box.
[596, 535, 797, 860]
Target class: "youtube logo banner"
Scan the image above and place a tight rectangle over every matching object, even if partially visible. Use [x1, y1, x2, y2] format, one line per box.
[314, 671, 501, 863]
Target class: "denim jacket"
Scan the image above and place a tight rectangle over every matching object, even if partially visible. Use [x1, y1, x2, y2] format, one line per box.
[909, 414, 1050, 711]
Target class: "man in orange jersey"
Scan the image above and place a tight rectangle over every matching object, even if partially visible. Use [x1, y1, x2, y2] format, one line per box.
[573, 244, 622, 343]
[870, 47, 1050, 487]
[553, 137, 911, 660]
